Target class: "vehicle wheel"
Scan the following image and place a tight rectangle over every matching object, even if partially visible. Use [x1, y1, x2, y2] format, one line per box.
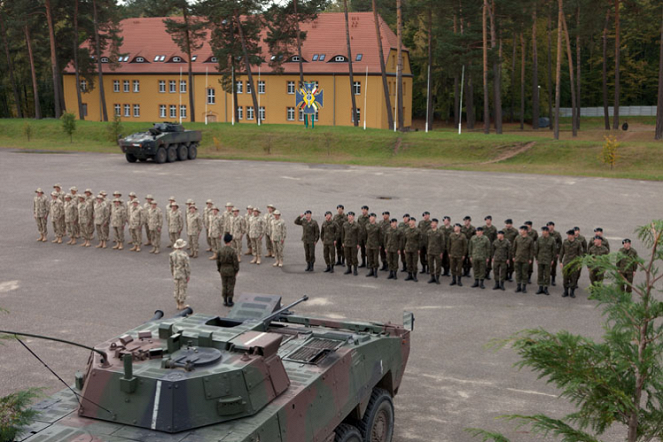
[357, 388, 394, 442]
[334, 424, 362, 442]
[188, 144, 198, 160]
[177, 144, 188, 161]
[125, 153, 137, 163]
[167, 145, 178, 163]
[137, 158, 147, 162]
[155, 148, 167, 164]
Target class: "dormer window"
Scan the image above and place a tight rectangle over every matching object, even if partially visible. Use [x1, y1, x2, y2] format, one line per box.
[356, 54, 363, 61]
[136, 56, 145, 63]
[291, 55, 301, 62]
[101, 57, 109, 63]
[172, 56, 182, 62]
[333, 55, 346, 62]
[312, 54, 319, 61]
[210, 56, 218, 63]
[154, 55, 160, 62]
[191, 55, 197, 61]
[319, 54, 326, 61]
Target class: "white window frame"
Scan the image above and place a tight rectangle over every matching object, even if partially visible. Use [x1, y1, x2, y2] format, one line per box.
[352, 108, 361, 123]
[169, 105, 177, 119]
[133, 80, 139, 93]
[114, 104, 121, 116]
[286, 107, 295, 121]
[173, 56, 181, 62]
[136, 56, 144, 63]
[207, 88, 215, 105]
[236, 81, 243, 94]
[180, 105, 186, 119]
[291, 55, 300, 62]
[123, 80, 130, 93]
[259, 106, 265, 121]
[258, 80, 265, 94]
[246, 106, 254, 120]
[113, 80, 120, 93]
[158, 80, 166, 93]
[246, 81, 252, 94]
[180, 80, 187, 93]
[101, 57, 109, 63]
[237, 106, 243, 120]
[159, 105, 166, 118]
[319, 54, 326, 61]
[169, 80, 176, 93]
[133, 104, 140, 117]
[298, 108, 304, 122]
[353, 81, 361, 95]
[123, 104, 130, 117]
[356, 53, 363, 61]
[335, 55, 345, 62]
[312, 54, 319, 61]
[80, 80, 87, 92]
[210, 56, 218, 63]
[287, 81, 295, 94]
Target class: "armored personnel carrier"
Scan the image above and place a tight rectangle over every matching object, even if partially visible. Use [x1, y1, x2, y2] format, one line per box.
[14, 294, 413, 442]
[118, 122, 202, 164]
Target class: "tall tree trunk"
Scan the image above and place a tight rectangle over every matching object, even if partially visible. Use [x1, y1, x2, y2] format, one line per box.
[613, 0, 620, 129]
[489, 1, 502, 133]
[655, 7, 663, 140]
[602, 9, 610, 130]
[547, 10, 553, 129]
[228, 22, 239, 123]
[427, 7, 434, 130]
[73, 0, 84, 120]
[466, 75, 475, 129]
[520, 33, 525, 130]
[24, 25, 41, 119]
[561, 11, 577, 137]
[294, 0, 304, 87]
[234, 13, 260, 125]
[575, 5, 580, 130]
[372, 0, 393, 129]
[0, 16, 22, 118]
[182, 5, 195, 122]
[532, 7, 539, 129]
[396, 0, 404, 129]
[510, 33, 516, 122]
[482, 0, 489, 133]
[343, 0, 358, 127]
[92, 0, 108, 122]
[45, 0, 62, 118]
[554, 0, 563, 140]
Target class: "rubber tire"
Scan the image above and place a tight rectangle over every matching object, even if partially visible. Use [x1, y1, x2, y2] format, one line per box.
[177, 144, 188, 161]
[188, 144, 198, 160]
[357, 388, 395, 442]
[125, 153, 137, 163]
[334, 424, 363, 442]
[167, 145, 177, 163]
[155, 147, 167, 164]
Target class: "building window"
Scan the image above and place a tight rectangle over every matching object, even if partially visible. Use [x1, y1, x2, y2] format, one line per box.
[259, 106, 265, 121]
[81, 103, 88, 117]
[136, 56, 145, 63]
[298, 108, 304, 122]
[169, 80, 176, 93]
[124, 104, 130, 117]
[236, 81, 243, 94]
[113, 80, 120, 93]
[291, 55, 300, 62]
[210, 56, 218, 63]
[334, 55, 345, 62]
[114, 104, 121, 116]
[236, 106, 243, 120]
[356, 54, 363, 61]
[133, 104, 140, 117]
[207, 88, 215, 104]
[319, 54, 326, 61]
[101, 57, 109, 63]
[246, 81, 252, 94]
[180, 80, 186, 93]
[247, 106, 254, 120]
[287, 81, 295, 94]
[80, 80, 87, 92]
[173, 56, 182, 62]
[351, 108, 361, 123]
[159, 105, 166, 118]
[353, 81, 361, 95]
[159, 80, 165, 93]
[258, 80, 265, 94]
[312, 54, 319, 61]
[287, 107, 295, 121]
[133, 80, 139, 92]
[123, 80, 130, 93]
[180, 105, 187, 119]
[169, 105, 177, 119]
[191, 55, 197, 61]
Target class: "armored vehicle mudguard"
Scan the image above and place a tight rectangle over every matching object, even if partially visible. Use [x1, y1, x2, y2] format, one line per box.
[118, 122, 202, 164]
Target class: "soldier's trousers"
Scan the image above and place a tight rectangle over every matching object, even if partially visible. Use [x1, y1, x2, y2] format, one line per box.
[359, 239, 367, 262]
[266, 234, 273, 255]
[144, 224, 151, 244]
[367, 248, 379, 269]
[273, 241, 284, 263]
[113, 226, 124, 243]
[380, 247, 388, 267]
[428, 253, 441, 277]
[66, 221, 76, 238]
[169, 231, 178, 247]
[246, 234, 252, 252]
[507, 259, 514, 278]
[131, 228, 141, 247]
[209, 237, 218, 253]
[188, 234, 199, 255]
[419, 245, 428, 268]
[323, 244, 335, 266]
[304, 242, 316, 263]
[173, 278, 187, 304]
[344, 246, 358, 267]
[442, 251, 450, 274]
[103, 223, 110, 241]
[221, 274, 236, 301]
[233, 238, 242, 257]
[387, 251, 399, 272]
[80, 222, 92, 240]
[450, 256, 463, 277]
[589, 268, 605, 285]
[36, 217, 47, 235]
[251, 237, 262, 258]
[514, 261, 529, 284]
[336, 241, 345, 262]
[619, 271, 634, 293]
[494, 260, 508, 282]
[562, 265, 580, 289]
[206, 230, 212, 248]
[472, 258, 486, 280]
[73, 221, 80, 238]
[400, 247, 407, 268]
[405, 251, 418, 273]
[53, 219, 65, 238]
[551, 257, 559, 278]
[485, 255, 492, 277]
[462, 256, 472, 275]
[537, 262, 551, 287]
[95, 224, 104, 241]
[151, 229, 161, 251]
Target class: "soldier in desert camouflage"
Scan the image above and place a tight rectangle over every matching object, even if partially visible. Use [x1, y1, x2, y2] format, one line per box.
[168, 202, 183, 249]
[249, 207, 265, 265]
[209, 207, 222, 260]
[69, 187, 81, 241]
[33, 188, 49, 242]
[271, 210, 286, 267]
[264, 204, 276, 258]
[128, 199, 143, 252]
[231, 208, 246, 261]
[49, 191, 65, 244]
[244, 205, 254, 256]
[94, 195, 109, 249]
[148, 200, 163, 254]
[77, 194, 93, 247]
[169, 238, 191, 310]
[110, 198, 128, 250]
[204, 199, 214, 252]
[63, 194, 78, 245]
[143, 195, 154, 246]
[187, 205, 203, 258]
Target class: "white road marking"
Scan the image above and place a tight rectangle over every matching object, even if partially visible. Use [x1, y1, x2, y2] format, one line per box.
[0, 280, 19, 293]
[280, 176, 301, 180]
[307, 297, 330, 306]
[151, 381, 162, 430]
[245, 332, 267, 346]
[505, 387, 557, 398]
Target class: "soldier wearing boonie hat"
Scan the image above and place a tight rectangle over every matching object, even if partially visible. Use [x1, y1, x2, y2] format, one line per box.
[244, 205, 254, 256]
[49, 190, 65, 243]
[110, 197, 127, 250]
[128, 199, 143, 252]
[69, 186, 80, 247]
[264, 204, 276, 258]
[249, 207, 265, 265]
[204, 199, 215, 252]
[77, 193, 94, 247]
[230, 207, 246, 260]
[33, 187, 49, 242]
[208, 206, 222, 260]
[63, 193, 79, 246]
[271, 210, 286, 267]
[168, 201, 183, 249]
[222, 202, 234, 235]
[169, 238, 191, 310]
[53, 184, 64, 202]
[93, 194, 108, 249]
[148, 200, 163, 254]
[186, 204, 203, 258]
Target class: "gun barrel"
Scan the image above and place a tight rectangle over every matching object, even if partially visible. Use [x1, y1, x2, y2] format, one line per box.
[262, 295, 309, 327]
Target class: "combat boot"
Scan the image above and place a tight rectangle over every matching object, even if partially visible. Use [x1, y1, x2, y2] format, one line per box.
[450, 276, 457, 286]
[150, 248, 155, 254]
[492, 281, 500, 290]
[480, 280, 485, 289]
[528, 277, 532, 285]
[522, 284, 527, 294]
[118, 242, 123, 250]
[323, 265, 330, 272]
[223, 298, 228, 307]
[420, 265, 427, 275]
[80, 240, 87, 247]
[305, 263, 311, 272]
[435, 275, 441, 285]
[310, 264, 314, 272]
[112, 242, 119, 249]
[249, 256, 256, 264]
[516, 284, 522, 293]
[330, 265, 334, 273]
[136, 246, 141, 253]
[130, 245, 137, 252]
[388, 271, 394, 280]
[336, 258, 342, 266]
[227, 299, 234, 307]
[404, 272, 413, 281]
[412, 273, 418, 282]
[499, 281, 505, 290]
[457, 277, 463, 287]
[551, 276, 556, 286]
[52, 237, 58, 243]
[570, 289, 576, 298]
[401, 262, 407, 272]
[366, 269, 374, 277]
[544, 287, 550, 295]
[374, 269, 378, 278]
[244, 250, 252, 256]
[154, 248, 160, 254]
[278, 260, 283, 267]
[353, 266, 358, 276]
[393, 271, 397, 280]
[37, 235, 43, 242]
[344, 265, 352, 275]
[256, 258, 261, 265]
[211, 253, 219, 261]
[471, 279, 479, 288]
[536, 286, 544, 294]
[427, 275, 436, 284]
[507, 273, 513, 282]
[562, 288, 569, 297]
[381, 262, 388, 271]
[101, 241, 107, 249]
[485, 270, 491, 280]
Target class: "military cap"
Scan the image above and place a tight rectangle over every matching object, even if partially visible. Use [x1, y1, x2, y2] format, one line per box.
[443, 216, 451, 221]
[361, 205, 369, 210]
[369, 213, 377, 217]
[232, 207, 240, 212]
[347, 211, 355, 216]
[223, 233, 233, 243]
[100, 191, 108, 196]
[51, 191, 58, 196]
[186, 199, 194, 204]
[382, 211, 390, 215]
[151, 200, 158, 205]
[246, 205, 253, 209]
[253, 207, 261, 212]
[505, 219, 513, 224]
[454, 223, 462, 227]
[497, 230, 505, 235]
[594, 227, 603, 232]
[146, 194, 154, 199]
[189, 205, 197, 210]
[69, 186, 78, 192]
[212, 206, 219, 211]
[593, 235, 603, 241]
[432, 218, 439, 223]
[64, 193, 72, 199]
[622, 238, 631, 244]
[304, 210, 312, 214]
[113, 198, 121, 203]
[541, 226, 549, 231]
[325, 211, 332, 216]
[169, 196, 176, 201]
[267, 204, 275, 209]
[410, 217, 417, 222]
[403, 213, 410, 218]
[574, 226, 580, 231]
[53, 183, 62, 188]
[173, 239, 187, 249]
[484, 215, 492, 220]
[547, 221, 555, 226]
[422, 211, 430, 216]
[129, 191, 137, 197]
[85, 188, 93, 194]
[337, 204, 345, 209]
[463, 216, 471, 221]
[476, 226, 484, 231]
[390, 218, 398, 223]
[171, 202, 179, 207]
[524, 221, 533, 226]
[96, 194, 103, 199]
[566, 229, 576, 235]
[226, 202, 233, 207]
[113, 191, 121, 196]
[35, 188, 43, 193]
[132, 199, 140, 204]
[77, 194, 85, 199]
[519, 225, 528, 230]
[206, 199, 213, 204]
[274, 210, 281, 215]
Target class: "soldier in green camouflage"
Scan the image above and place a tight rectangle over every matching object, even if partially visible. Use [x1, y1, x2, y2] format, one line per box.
[560, 229, 583, 298]
[587, 236, 609, 285]
[593, 227, 610, 251]
[170, 238, 190, 310]
[448, 223, 468, 286]
[469, 227, 491, 289]
[378, 211, 391, 271]
[333, 205, 347, 266]
[357, 206, 370, 268]
[418, 212, 432, 274]
[426, 218, 444, 284]
[295, 210, 320, 272]
[547, 221, 562, 286]
[482, 216, 497, 280]
[385, 219, 402, 280]
[534, 226, 556, 295]
[574, 226, 588, 287]
[342, 211, 360, 276]
[441, 216, 453, 276]
[512, 225, 534, 293]
[34, 188, 49, 242]
[321, 211, 337, 273]
[365, 213, 381, 278]
[404, 218, 421, 282]
[461, 216, 476, 277]
[618, 239, 638, 293]
[524, 221, 538, 284]
[398, 214, 411, 272]
[503, 219, 518, 281]
[491, 230, 511, 290]
[217, 233, 239, 307]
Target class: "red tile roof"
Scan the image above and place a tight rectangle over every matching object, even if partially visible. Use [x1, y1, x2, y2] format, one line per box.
[65, 12, 406, 75]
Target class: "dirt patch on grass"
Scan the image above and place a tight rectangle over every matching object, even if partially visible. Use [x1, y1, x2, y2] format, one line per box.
[479, 141, 536, 164]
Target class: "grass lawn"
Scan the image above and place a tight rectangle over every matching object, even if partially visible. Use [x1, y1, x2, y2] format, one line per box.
[1, 117, 662, 180]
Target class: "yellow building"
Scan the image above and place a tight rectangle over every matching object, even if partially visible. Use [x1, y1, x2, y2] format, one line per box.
[63, 13, 412, 129]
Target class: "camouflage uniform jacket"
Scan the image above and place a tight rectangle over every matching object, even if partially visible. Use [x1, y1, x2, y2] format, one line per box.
[482, 225, 498, 243]
[550, 230, 563, 256]
[249, 216, 265, 239]
[294, 216, 320, 244]
[64, 199, 78, 223]
[187, 212, 203, 235]
[203, 206, 213, 230]
[534, 236, 556, 262]
[378, 219, 391, 246]
[503, 226, 518, 244]
[271, 219, 287, 242]
[93, 201, 107, 226]
[492, 239, 511, 262]
[427, 228, 445, 255]
[527, 229, 539, 242]
[341, 221, 360, 248]
[588, 244, 609, 259]
[169, 250, 190, 280]
[599, 236, 610, 252]
[168, 209, 183, 233]
[110, 205, 127, 228]
[618, 247, 638, 273]
[210, 215, 223, 237]
[54, 190, 64, 202]
[576, 234, 588, 255]
[33, 195, 49, 217]
[142, 202, 151, 225]
[217, 245, 239, 276]
[78, 200, 93, 225]
[357, 214, 370, 241]
[447, 233, 468, 258]
[418, 220, 432, 247]
[103, 201, 112, 224]
[384, 228, 403, 253]
[49, 199, 64, 221]
[398, 222, 410, 249]
[559, 239, 583, 265]
[129, 206, 143, 229]
[222, 211, 233, 233]
[126, 199, 138, 213]
[365, 223, 381, 249]
[461, 224, 476, 241]
[512, 235, 534, 263]
[148, 207, 163, 231]
[231, 216, 246, 238]
[320, 220, 337, 245]
[404, 227, 421, 253]
[263, 213, 275, 237]
[333, 213, 348, 241]
[469, 235, 492, 260]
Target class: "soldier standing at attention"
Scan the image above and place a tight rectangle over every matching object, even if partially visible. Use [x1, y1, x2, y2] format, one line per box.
[548, 221, 562, 286]
[77, 194, 93, 247]
[187, 205, 203, 258]
[534, 226, 556, 295]
[491, 230, 511, 290]
[441, 216, 453, 276]
[128, 199, 143, 252]
[222, 203, 234, 235]
[168, 202, 183, 249]
[426, 218, 444, 284]
[69, 187, 81, 242]
[271, 210, 287, 267]
[385, 219, 403, 280]
[295, 210, 320, 272]
[618, 239, 638, 293]
[587, 236, 609, 285]
[148, 200, 163, 254]
[83, 188, 93, 203]
[593, 227, 610, 251]
[524, 221, 538, 284]
[244, 205, 254, 256]
[357, 206, 370, 268]
[165, 196, 176, 229]
[448, 223, 468, 286]
[365, 213, 381, 278]
[342, 212, 360, 276]
[249, 207, 265, 265]
[208, 207, 222, 260]
[320, 211, 337, 273]
[461, 216, 476, 277]
[560, 229, 583, 298]
[512, 225, 534, 293]
[53, 184, 64, 202]
[264, 204, 276, 258]
[110, 198, 127, 250]
[110, 191, 123, 246]
[418, 212, 432, 275]
[49, 191, 65, 244]
[378, 211, 391, 271]
[231, 208, 246, 261]
[63, 194, 78, 245]
[404, 217, 421, 282]
[503, 219, 518, 282]
[169, 239, 190, 310]
[203, 200, 214, 252]
[398, 214, 411, 273]
[126, 192, 138, 213]
[101, 191, 111, 243]
[574, 227, 588, 286]
[143, 195, 153, 247]
[217, 233, 239, 307]
[481, 216, 498, 280]
[333, 205, 348, 266]
[93, 195, 107, 248]
[469, 227, 491, 289]
[33, 188, 48, 242]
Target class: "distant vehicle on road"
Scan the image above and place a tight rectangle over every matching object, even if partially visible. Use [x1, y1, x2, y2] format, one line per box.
[119, 122, 202, 164]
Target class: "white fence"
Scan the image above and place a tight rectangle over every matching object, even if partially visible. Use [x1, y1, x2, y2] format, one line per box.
[558, 106, 657, 117]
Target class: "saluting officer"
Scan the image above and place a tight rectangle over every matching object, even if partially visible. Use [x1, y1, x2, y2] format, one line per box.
[294, 210, 320, 272]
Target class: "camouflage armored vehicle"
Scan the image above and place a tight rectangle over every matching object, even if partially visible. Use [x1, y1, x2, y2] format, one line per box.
[118, 122, 202, 164]
[14, 294, 413, 442]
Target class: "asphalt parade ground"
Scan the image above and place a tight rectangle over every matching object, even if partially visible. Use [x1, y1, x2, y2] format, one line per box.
[1, 149, 660, 441]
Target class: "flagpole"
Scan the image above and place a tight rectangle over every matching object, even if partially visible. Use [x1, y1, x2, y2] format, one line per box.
[458, 65, 465, 135]
[179, 66, 183, 124]
[258, 67, 261, 126]
[205, 67, 208, 125]
[231, 66, 235, 126]
[363, 67, 368, 130]
[425, 63, 430, 133]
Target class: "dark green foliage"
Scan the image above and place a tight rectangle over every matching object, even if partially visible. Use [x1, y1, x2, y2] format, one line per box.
[61, 112, 76, 142]
[107, 115, 123, 143]
[0, 389, 41, 442]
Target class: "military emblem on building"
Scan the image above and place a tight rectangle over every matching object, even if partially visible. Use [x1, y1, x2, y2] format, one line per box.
[296, 82, 324, 115]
